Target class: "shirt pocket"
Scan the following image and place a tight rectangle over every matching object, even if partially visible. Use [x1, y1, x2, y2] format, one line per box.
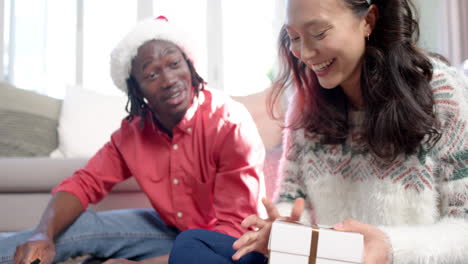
[135, 165, 165, 183]
[183, 172, 215, 209]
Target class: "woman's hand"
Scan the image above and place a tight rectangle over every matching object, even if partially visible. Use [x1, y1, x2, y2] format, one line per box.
[231, 198, 305, 261]
[333, 219, 392, 264]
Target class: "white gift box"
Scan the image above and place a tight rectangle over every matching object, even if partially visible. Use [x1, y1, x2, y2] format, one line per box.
[268, 220, 364, 264]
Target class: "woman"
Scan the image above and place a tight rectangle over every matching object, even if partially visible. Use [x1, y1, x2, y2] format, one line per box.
[231, 0, 468, 263]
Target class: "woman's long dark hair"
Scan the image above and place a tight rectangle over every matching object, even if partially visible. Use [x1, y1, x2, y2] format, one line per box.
[125, 49, 205, 129]
[269, 0, 441, 161]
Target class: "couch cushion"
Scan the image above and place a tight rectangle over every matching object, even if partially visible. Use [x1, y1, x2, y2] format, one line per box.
[0, 192, 151, 231]
[52, 86, 128, 158]
[0, 157, 141, 192]
[0, 83, 61, 156]
[231, 88, 283, 149]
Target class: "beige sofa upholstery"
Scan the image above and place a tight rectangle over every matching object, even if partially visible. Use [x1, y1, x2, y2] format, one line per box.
[0, 158, 152, 232]
[0, 83, 283, 232]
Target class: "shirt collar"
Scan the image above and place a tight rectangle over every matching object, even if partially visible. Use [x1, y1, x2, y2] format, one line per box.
[175, 90, 205, 134]
[146, 90, 205, 135]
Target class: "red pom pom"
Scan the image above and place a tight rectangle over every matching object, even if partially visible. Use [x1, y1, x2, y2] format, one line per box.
[155, 16, 168, 22]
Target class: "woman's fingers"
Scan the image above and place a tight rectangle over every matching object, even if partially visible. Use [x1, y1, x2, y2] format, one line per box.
[233, 230, 257, 250]
[289, 198, 305, 221]
[262, 198, 280, 220]
[232, 242, 258, 261]
[334, 219, 391, 264]
[233, 199, 306, 262]
[232, 227, 270, 261]
[241, 214, 267, 229]
[233, 218, 274, 261]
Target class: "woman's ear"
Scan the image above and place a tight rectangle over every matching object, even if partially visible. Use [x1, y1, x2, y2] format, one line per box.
[365, 4, 379, 37]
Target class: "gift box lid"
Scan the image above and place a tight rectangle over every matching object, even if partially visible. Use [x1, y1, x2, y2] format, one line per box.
[268, 220, 364, 263]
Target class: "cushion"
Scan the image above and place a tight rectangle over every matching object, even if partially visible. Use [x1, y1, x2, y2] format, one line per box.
[231, 87, 283, 149]
[0, 157, 141, 192]
[0, 82, 61, 156]
[52, 86, 128, 158]
[231, 88, 285, 200]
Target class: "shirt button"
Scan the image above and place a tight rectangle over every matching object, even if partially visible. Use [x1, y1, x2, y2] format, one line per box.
[173, 178, 179, 185]
[173, 144, 178, 150]
[177, 212, 183, 218]
[187, 127, 192, 133]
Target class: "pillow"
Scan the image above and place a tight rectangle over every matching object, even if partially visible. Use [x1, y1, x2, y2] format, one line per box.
[0, 82, 61, 156]
[231, 87, 283, 149]
[52, 86, 128, 158]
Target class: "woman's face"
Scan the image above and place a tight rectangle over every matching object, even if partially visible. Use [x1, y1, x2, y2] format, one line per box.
[286, 0, 369, 90]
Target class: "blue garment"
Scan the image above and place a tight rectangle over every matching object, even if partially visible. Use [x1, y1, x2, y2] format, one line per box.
[169, 229, 267, 264]
[0, 209, 179, 264]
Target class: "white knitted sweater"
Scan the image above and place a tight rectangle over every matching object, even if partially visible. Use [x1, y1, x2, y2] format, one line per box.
[276, 60, 468, 264]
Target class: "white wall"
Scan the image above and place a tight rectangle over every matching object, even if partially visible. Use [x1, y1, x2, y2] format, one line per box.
[414, 0, 468, 69]
[413, 0, 447, 56]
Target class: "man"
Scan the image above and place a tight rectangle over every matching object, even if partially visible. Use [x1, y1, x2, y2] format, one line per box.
[0, 17, 265, 264]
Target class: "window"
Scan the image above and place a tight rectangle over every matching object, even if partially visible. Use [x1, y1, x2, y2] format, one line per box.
[1, 0, 284, 97]
[4, 0, 75, 98]
[82, 0, 136, 95]
[221, 0, 277, 95]
[153, 0, 208, 80]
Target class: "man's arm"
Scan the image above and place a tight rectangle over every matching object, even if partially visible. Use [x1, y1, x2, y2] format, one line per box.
[13, 192, 83, 264]
[212, 102, 266, 238]
[14, 125, 133, 264]
[35, 192, 84, 240]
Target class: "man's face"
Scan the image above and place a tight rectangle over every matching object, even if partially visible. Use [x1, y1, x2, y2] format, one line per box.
[131, 39, 193, 123]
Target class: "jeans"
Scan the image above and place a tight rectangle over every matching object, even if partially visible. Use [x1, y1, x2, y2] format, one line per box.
[0, 209, 180, 264]
[169, 229, 267, 264]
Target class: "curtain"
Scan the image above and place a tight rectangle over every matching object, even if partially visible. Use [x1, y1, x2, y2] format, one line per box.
[445, 0, 468, 67]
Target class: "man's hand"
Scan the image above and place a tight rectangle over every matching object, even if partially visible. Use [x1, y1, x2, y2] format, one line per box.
[13, 233, 56, 264]
[232, 198, 304, 260]
[333, 219, 392, 264]
[13, 192, 84, 264]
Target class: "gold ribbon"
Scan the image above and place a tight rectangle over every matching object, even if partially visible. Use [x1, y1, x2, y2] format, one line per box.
[268, 221, 321, 264]
[309, 225, 320, 264]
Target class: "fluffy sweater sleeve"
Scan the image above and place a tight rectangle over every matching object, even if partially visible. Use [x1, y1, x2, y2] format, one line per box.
[275, 93, 313, 224]
[380, 62, 468, 264]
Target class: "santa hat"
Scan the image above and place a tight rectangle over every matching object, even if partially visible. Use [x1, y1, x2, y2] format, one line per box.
[110, 16, 196, 93]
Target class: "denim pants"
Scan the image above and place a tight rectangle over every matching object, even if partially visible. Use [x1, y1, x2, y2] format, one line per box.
[169, 229, 267, 264]
[0, 209, 180, 264]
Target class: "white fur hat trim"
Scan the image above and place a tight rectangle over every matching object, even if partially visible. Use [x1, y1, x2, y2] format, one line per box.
[110, 17, 196, 93]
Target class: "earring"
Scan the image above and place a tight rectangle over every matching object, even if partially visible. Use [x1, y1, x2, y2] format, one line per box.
[366, 33, 370, 41]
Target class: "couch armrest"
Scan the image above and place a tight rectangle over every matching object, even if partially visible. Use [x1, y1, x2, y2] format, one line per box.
[0, 157, 142, 192]
[0, 157, 88, 192]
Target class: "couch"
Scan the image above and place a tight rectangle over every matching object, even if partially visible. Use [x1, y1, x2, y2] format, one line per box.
[0, 82, 283, 232]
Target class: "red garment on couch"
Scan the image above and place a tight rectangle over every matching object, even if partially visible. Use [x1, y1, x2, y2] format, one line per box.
[52, 89, 265, 238]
